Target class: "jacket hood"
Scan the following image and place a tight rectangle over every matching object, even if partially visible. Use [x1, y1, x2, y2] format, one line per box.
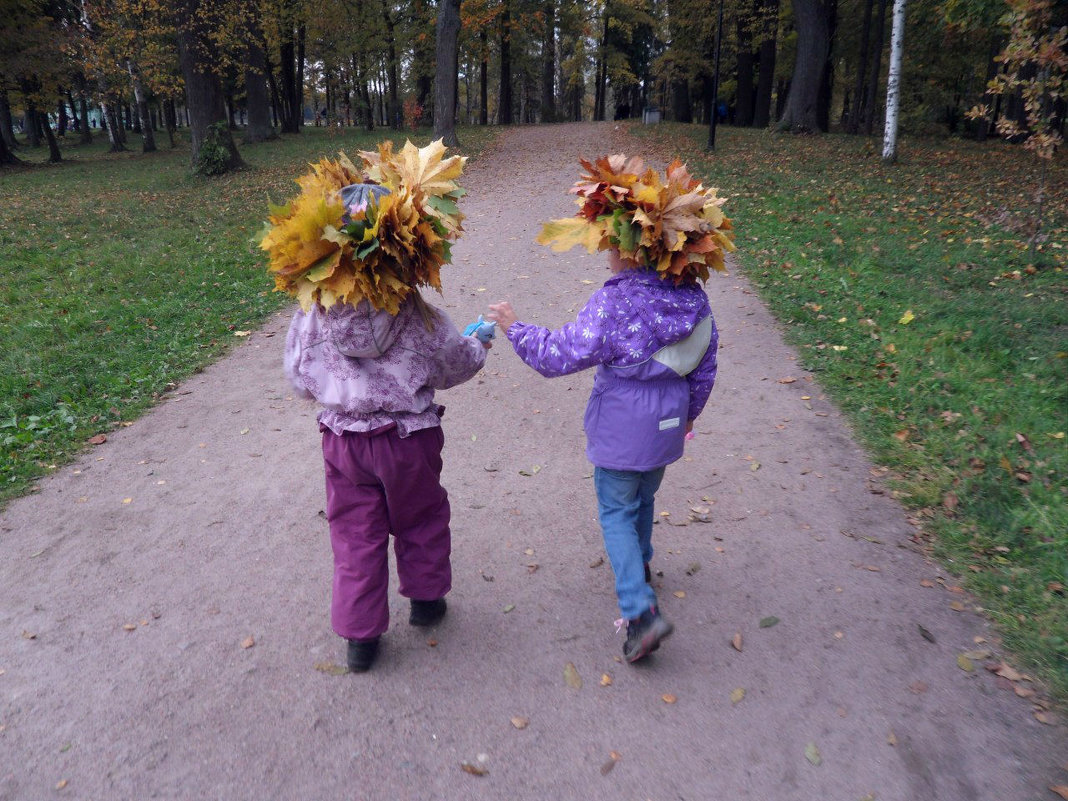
[326, 299, 408, 358]
[605, 269, 710, 340]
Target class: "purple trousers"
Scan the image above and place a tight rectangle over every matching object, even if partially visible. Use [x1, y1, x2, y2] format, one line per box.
[321, 424, 451, 640]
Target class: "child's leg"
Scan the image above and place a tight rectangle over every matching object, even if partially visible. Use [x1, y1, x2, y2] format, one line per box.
[377, 426, 452, 603]
[322, 430, 391, 641]
[594, 467, 659, 620]
[636, 467, 667, 568]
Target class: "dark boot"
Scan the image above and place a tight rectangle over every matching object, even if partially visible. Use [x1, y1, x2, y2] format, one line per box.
[346, 637, 380, 672]
[409, 598, 447, 627]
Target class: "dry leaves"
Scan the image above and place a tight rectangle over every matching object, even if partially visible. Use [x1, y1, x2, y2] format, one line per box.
[730, 688, 745, 704]
[564, 662, 582, 689]
[313, 661, 349, 676]
[804, 742, 822, 766]
[600, 751, 622, 776]
[241, 636, 256, 649]
[510, 716, 529, 730]
[731, 633, 743, 652]
[600, 673, 613, 686]
[460, 762, 488, 777]
[662, 694, 677, 704]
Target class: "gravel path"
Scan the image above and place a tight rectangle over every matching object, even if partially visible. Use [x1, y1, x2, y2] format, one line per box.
[1, 122, 1064, 801]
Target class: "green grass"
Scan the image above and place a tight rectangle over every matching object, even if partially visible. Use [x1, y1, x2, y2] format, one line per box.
[642, 122, 1067, 699]
[0, 123, 498, 506]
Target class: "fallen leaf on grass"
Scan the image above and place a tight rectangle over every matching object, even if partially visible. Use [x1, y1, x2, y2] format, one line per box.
[730, 688, 745, 704]
[510, 716, 529, 729]
[564, 662, 582, 689]
[731, 633, 743, 652]
[662, 694, 677, 704]
[804, 742, 822, 766]
[759, 616, 779, 629]
[241, 636, 255, 649]
[460, 762, 488, 776]
[313, 661, 349, 675]
[233, 330, 252, 337]
[898, 309, 915, 325]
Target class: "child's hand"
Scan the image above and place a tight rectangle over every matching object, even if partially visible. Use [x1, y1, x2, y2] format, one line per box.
[487, 302, 517, 333]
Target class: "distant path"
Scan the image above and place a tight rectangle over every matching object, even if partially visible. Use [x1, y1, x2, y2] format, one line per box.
[1, 122, 1064, 800]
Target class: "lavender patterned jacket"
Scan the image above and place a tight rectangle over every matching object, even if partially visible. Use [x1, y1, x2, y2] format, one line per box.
[507, 269, 718, 471]
[285, 297, 486, 436]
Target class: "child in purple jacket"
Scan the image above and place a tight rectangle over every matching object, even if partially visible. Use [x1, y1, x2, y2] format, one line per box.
[286, 295, 488, 672]
[488, 247, 718, 662]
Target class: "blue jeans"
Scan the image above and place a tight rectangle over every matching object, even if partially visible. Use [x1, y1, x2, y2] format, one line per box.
[594, 466, 666, 620]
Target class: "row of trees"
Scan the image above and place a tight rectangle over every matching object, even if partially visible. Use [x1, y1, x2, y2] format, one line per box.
[0, 0, 1064, 172]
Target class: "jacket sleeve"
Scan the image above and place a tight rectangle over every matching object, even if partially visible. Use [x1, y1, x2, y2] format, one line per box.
[506, 288, 618, 378]
[426, 310, 488, 390]
[283, 309, 315, 399]
[686, 315, 719, 420]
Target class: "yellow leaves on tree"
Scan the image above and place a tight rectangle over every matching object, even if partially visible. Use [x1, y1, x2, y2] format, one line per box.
[260, 139, 467, 314]
[536, 154, 737, 285]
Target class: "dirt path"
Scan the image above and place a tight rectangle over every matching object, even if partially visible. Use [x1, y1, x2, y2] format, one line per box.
[2, 122, 1064, 801]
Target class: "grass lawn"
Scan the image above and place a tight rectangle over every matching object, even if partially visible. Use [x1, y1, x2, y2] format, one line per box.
[0, 123, 498, 507]
[641, 122, 1067, 700]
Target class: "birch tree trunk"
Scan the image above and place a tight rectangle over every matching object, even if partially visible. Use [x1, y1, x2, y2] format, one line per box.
[881, 0, 906, 162]
[127, 59, 156, 152]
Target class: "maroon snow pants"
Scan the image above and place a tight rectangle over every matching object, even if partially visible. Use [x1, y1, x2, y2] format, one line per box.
[321, 424, 451, 641]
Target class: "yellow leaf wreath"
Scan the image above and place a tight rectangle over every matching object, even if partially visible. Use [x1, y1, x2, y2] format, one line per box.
[536, 154, 736, 284]
[260, 139, 466, 314]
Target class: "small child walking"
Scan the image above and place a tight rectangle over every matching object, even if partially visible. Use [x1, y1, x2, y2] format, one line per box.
[285, 294, 488, 671]
[487, 154, 733, 662]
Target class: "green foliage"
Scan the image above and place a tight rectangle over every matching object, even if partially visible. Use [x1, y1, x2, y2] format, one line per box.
[194, 121, 235, 175]
[641, 122, 1067, 697]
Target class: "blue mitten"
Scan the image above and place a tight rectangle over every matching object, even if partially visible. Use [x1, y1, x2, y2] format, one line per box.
[463, 315, 497, 343]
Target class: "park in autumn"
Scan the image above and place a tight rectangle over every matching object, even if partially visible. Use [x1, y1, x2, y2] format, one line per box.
[0, 0, 1066, 798]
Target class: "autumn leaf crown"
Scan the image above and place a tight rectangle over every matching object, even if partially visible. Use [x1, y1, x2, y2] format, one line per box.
[259, 139, 466, 314]
[536, 154, 736, 284]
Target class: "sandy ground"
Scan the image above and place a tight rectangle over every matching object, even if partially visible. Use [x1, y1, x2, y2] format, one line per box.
[1, 122, 1065, 801]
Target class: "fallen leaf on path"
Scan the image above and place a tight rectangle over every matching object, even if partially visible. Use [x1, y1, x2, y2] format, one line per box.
[908, 680, 928, 694]
[527, 563, 539, 574]
[600, 751, 621, 775]
[949, 601, 966, 612]
[750, 462, 761, 471]
[503, 604, 515, 613]
[887, 731, 897, 747]
[730, 688, 745, 704]
[1014, 686, 1035, 698]
[21, 630, 36, 640]
[122, 623, 136, 632]
[804, 742, 822, 766]
[88, 434, 107, 445]
[510, 716, 529, 729]
[920, 579, 935, 587]
[460, 762, 488, 776]
[1034, 710, 1054, 725]
[233, 330, 252, 337]
[241, 636, 255, 649]
[121, 498, 132, 505]
[55, 780, 68, 790]
[427, 639, 437, 647]
[313, 661, 349, 675]
[759, 616, 779, 629]
[731, 633, 743, 652]
[673, 591, 686, 599]
[685, 562, 701, 575]
[1049, 786, 1068, 800]
[662, 694, 677, 704]
[778, 377, 797, 384]
[589, 556, 604, 568]
[961, 648, 991, 660]
[240, 428, 250, 435]
[524, 548, 535, 556]
[957, 654, 975, 672]
[564, 662, 582, 689]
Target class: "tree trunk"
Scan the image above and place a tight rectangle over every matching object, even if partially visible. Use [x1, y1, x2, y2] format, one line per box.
[499, 0, 513, 124]
[432, 0, 461, 145]
[847, 0, 874, 133]
[672, 81, 693, 122]
[779, 0, 830, 132]
[753, 0, 780, 128]
[540, 0, 556, 122]
[25, 101, 40, 147]
[479, 27, 489, 124]
[0, 91, 17, 149]
[816, 0, 837, 131]
[974, 34, 1000, 141]
[57, 99, 68, 137]
[177, 1, 244, 173]
[296, 23, 306, 127]
[127, 59, 157, 152]
[40, 110, 62, 162]
[73, 75, 93, 144]
[279, 25, 299, 132]
[864, 0, 888, 135]
[382, 0, 400, 128]
[881, 0, 906, 162]
[244, 12, 276, 143]
[102, 101, 126, 151]
[594, 13, 608, 121]
[164, 98, 177, 147]
[735, 12, 756, 127]
[0, 130, 20, 165]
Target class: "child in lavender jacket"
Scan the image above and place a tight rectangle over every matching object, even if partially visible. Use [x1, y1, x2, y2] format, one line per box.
[488, 248, 718, 662]
[285, 294, 488, 672]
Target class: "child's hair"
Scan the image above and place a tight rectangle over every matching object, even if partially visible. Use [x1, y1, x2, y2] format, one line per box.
[411, 291, 440, 331]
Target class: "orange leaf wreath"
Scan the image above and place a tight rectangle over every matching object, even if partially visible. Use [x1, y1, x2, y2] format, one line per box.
[536, 154, 736, 284]
[259, 139, 466, 314]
